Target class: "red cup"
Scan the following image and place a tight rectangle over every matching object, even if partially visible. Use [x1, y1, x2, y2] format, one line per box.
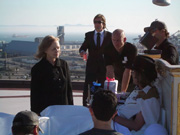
[83, 53, 87, 61]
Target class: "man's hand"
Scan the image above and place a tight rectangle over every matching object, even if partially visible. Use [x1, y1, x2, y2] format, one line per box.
[80, 50, 86, 57]
[80, 51, 84, 57]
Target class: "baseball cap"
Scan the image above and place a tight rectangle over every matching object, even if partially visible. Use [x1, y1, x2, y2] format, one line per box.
[144, 20, 167, 32]
[13, 110, 44, 133]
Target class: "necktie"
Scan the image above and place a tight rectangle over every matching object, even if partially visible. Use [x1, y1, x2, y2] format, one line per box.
[97, 33, 100, 48]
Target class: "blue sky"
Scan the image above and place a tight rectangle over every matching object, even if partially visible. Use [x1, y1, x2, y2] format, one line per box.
[0, 0, 180, 34]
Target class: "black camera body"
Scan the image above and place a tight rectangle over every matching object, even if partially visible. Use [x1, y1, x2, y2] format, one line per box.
[140, 32, 162, 54]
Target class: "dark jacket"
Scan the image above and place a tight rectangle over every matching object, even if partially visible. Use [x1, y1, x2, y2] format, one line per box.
[30, 58, 73, 114]
[155, 39, 179, 65]
[79, 30, 113, 77]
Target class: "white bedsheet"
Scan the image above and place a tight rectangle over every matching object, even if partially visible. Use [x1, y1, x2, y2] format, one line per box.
[40, 105, 93, 135]
[0, 105, 93, 135]
[0, 112, 14, 135]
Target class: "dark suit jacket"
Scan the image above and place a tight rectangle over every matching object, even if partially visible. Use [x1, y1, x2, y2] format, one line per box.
[79, 30, 113, 79]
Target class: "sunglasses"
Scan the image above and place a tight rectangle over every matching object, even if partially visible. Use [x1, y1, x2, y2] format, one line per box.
[94, 21, 103, 24]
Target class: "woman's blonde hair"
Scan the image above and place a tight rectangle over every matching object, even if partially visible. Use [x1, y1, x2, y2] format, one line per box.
[35, 35, 59, 59]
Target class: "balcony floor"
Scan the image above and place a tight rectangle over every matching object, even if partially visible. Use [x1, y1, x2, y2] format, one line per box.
[0, 88, 83, 115]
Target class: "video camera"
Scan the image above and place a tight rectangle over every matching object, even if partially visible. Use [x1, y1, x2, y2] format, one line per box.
[139, 32, 162, 54]
[86, 82, 102, 105]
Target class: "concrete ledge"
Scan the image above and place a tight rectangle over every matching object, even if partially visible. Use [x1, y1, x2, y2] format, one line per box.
[0, 80, 84, 91]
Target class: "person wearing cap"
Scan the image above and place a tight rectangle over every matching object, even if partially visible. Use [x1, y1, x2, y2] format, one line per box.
[113, 55, 160, 134]
[79, 14, 113, 106]
[31, 35, 73, 115]
[144, 20, 179, 65]
[79, 90, 123, 135]
[104, 29, 137, 93]
[12, 110, 44, 135]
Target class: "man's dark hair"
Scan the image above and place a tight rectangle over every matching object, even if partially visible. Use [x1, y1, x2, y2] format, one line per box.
[12, 110, 43, 135]
[164, 29, 169, 38]
[91, 90, 117, 121]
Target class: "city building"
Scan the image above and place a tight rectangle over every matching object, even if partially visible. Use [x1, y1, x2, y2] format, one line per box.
[57, 26, 65, 45]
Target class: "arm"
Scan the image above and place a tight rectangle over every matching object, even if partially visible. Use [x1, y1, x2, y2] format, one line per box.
[114, 112, 145, 131]
[121, 44, 137, 92]
[30, 67, 42, 115]
[166, 46, 178, 65]
[79, 33, 89, 57]
[121, 68, 131, 92]
[65, 62, 74, 105]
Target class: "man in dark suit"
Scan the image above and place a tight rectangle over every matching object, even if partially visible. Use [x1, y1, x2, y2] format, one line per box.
[79, 14, 113, 106]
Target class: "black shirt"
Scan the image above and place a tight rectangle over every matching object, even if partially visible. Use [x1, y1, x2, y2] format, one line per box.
[104, 42, 137, 83]
[154, 39, 179, 65]
[79, 128, 123, 135]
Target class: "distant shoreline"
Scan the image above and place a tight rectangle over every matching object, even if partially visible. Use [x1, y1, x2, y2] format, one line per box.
[0, 24, 142, 44]
[0, 32, 140, 43]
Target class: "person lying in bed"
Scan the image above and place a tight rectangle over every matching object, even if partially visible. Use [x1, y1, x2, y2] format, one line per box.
[113, 55, 160, 135]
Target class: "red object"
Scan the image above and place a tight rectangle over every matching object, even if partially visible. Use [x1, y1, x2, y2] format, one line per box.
[83, 53, 87, 61]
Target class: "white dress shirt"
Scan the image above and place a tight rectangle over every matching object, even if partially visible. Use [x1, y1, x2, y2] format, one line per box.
[94, 30, 104, 47]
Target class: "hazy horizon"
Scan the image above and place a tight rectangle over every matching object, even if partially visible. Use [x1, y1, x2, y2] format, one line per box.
[0, 24, 145, 35]
[0, 25, 144, 43]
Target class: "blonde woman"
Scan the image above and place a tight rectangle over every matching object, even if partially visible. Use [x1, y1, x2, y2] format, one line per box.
[31, 35, 73, 115]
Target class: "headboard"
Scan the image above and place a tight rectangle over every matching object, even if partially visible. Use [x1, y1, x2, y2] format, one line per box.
[155, 59, 180, 135]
